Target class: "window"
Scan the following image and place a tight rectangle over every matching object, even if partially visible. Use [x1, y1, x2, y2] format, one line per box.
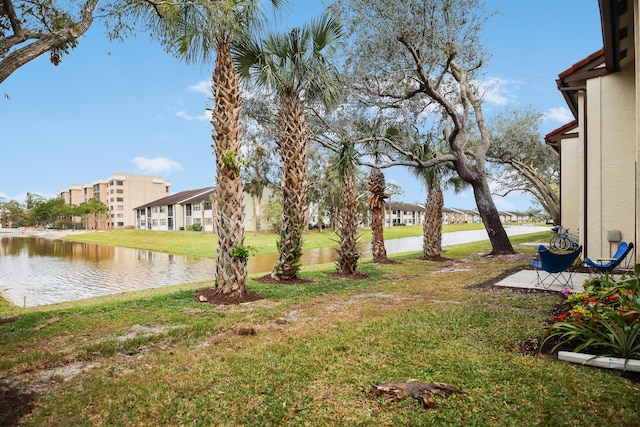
[116, 189, 124, 194]
[193, 204, 201, 211]
[116, 180, 123, 186]
[141, 221, 146, 227]
[117, 214, 123, 219]
[204, 202, 212, 210]
[117, 198, 123, 202]
[153, 207, 158, 213]
[159, 206, 165, 213]
[160, 219, 166, 226]
[204, 218, 212, 225]
[117, 222, 124, 227]
[117, 205, 123, 211]
[194, 218, 201, 224]
[186, 204, 192, 216]
[152, 219, 158, 226]
[168, 205, 173, 216]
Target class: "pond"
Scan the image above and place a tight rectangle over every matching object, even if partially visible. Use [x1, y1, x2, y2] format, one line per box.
[0, 225, 547, 307]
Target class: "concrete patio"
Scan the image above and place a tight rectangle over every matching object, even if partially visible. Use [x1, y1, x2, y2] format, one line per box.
[495, 269, 591, 293]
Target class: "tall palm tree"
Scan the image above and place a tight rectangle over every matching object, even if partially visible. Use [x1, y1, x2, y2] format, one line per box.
[155, 0, 285, 297]
[235, 13, 343, 280]
[334, 143, 362, 274]
[368, 168, 388, 263]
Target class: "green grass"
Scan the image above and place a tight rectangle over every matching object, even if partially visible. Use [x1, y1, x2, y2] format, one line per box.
[3, 230, 638, 426]
[63, 223, 491, 257]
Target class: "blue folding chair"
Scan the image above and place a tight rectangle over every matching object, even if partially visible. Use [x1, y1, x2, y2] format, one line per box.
[532, 245, 583, 289]
[584, 242, 634, 275]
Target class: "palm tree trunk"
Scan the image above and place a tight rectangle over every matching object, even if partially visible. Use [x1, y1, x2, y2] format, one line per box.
[212, 42, 247, 296]
[423, 185, 443, 258]
[336, 167, 360, 274]
[272, 94, 308, 280]
[368, 169, 388, 262]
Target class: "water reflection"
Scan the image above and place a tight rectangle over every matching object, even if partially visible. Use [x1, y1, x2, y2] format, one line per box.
[0, 237, 348, 307]
[0, 226, 548, 307]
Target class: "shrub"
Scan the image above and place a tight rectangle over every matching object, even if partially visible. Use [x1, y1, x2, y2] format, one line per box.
[543, 264, 640, 365]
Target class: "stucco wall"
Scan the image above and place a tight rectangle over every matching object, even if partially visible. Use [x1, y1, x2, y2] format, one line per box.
[586, 65, 636, 259]
[560, 132, 584, 241]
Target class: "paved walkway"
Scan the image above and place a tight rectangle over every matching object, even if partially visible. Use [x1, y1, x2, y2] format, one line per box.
[495, 269, 591, 293]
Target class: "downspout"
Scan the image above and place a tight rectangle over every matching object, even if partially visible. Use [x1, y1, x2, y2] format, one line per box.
[582, 88, 588, 260]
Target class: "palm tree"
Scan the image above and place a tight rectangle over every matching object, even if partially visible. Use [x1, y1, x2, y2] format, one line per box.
[406, 137, 466, 258]
[334, 143, 362, 274]
[235, 13, 343, 280]
[156, 0, 285, 297]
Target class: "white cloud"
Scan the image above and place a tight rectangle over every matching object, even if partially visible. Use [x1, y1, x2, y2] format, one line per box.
[188, 80, 210, 95]
[493, 197, 515, 211]
[478, 78, 523, 106]
[133, 157, 183, 175]
[543, 106, 573, 123]
[176, 110, 212, 121]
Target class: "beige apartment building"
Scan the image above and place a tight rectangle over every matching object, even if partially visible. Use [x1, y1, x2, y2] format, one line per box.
[545, 0, 638, 264]
[59, 173, 171, 229]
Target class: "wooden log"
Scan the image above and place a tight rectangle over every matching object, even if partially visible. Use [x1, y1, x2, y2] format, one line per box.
[369, 379, 465, 409]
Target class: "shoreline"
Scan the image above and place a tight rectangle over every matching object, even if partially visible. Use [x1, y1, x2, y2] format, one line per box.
[0, 227, 90, 240]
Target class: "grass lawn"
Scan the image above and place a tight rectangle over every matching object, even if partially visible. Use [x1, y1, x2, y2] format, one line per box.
[61, 223, 489, 257]
[3, 230, 638, 426]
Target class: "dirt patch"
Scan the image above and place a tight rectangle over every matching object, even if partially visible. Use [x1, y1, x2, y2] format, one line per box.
[369, 258, 401, 265]
[0, 386, 34, 427]
[0, 317, 18, 325]
[194, 288, 265, 305]
[253, 274, 314, 285]
[416, 255, 453, 263]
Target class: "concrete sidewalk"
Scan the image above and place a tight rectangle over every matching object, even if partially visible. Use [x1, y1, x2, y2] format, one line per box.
[495, 269, 591, 293]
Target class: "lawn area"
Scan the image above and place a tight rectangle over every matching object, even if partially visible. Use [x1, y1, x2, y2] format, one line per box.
[62, 223, 489, 257]
[2, 230, 638, 426]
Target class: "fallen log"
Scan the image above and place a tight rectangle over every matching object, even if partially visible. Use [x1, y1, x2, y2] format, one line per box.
[369, 379, 466, 409]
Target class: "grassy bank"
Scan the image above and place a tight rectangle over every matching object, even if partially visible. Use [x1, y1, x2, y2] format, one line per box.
[63, 223, 488, 257]
[2, 231, 639, 426]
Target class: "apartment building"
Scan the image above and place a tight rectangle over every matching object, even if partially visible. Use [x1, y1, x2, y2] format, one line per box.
[59, 173, 171, 228]
[134, 187, 216, 232]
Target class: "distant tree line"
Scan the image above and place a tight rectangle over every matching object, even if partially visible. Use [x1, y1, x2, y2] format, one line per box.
[0, 193, 108, 229]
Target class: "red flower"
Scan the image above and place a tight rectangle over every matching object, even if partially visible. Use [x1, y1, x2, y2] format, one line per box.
[627, 290, 633, 295]
[609, 295, 618, 300]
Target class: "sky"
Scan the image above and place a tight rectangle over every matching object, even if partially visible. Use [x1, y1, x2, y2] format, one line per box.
[1, 1, 603, 212]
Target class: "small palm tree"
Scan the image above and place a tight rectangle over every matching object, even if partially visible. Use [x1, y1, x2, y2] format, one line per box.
[235, 13, 343, 280]
[406, 137, 466, 258]
[156, 0, 285, 296]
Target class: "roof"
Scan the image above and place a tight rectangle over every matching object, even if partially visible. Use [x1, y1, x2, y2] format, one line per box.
[549, 0, 634, 149]
[133, 187, 215, 210]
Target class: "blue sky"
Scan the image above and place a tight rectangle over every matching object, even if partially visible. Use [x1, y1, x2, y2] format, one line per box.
[1, 1, 602, 212]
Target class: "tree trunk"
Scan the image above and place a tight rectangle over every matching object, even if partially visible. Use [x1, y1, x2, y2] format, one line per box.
[368, 169, 388, 262]
[472, 178, 514, 255]
[423, 185, 443, 257]
[336, 167, 360, 274]
[272, 94, 308, 280]
[212, 43, 247, 296]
